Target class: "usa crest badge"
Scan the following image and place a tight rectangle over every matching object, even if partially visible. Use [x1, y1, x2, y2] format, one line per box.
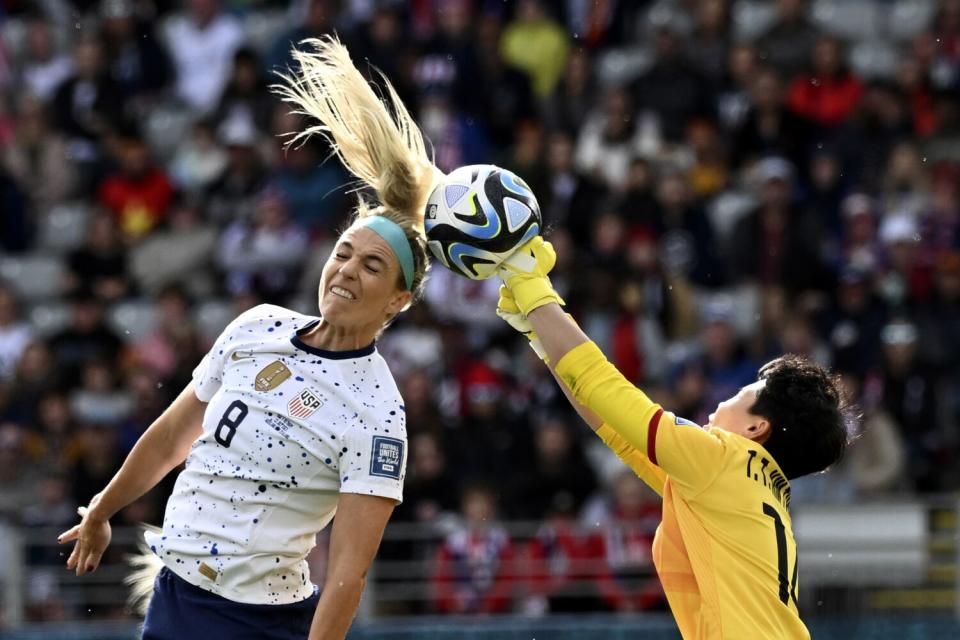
[255, 360, 292, 392]
[288, 387, 323, 419]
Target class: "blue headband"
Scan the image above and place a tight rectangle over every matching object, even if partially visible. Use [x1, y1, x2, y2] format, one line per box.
[355, 216, 415, 290]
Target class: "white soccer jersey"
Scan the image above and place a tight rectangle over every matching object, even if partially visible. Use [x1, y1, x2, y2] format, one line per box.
[145, 304, 407, 605]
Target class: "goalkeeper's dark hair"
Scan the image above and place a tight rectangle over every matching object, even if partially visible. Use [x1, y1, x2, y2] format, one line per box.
[749, 355, 849, 480]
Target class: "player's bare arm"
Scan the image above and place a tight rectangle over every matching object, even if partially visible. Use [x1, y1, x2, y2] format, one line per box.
[308, 494, 396, 640]
[57, 382, 205, 575]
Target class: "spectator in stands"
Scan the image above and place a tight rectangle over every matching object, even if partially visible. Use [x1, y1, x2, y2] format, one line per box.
[880, 141, 930, 217]
[536, 131, 604, 242]
[650, 169, 725, 288]
[4, 342, 58, 424]
[18, 14, 73, 102]
[162, 0, 245, 113]
[99, 0, 171, 101]
[698, 300, 758, 413]
[841, 82, 915, 191]
[728, 157, 827, 293]
[345, 4, 409, 97]
[204, 111, 269, 223]
[2, 95, 77, 215]
[271, 138, 349, 233]
[512, 413, 597, 519]
[523, 497, 615, 614]
[217, 187, 309, 302]
[878, 213, 926, 307]
[67, 421, 122, 511]
[394, 432, 460, 525]
[500, 0, 569, 99]
[688, 0, 730, 89]
[51, 36, 124, 158]
[447, 360, 533, 480]
[787, 36, 863, 131]
[213, 48, 275, 133]
[130, 199, 217, 297]
[732, 67, 811, 170]
[168, 119, 228, 194]
[0, 283, 34, 380]
[69, 359, 132, 425]
[575, 88, 647, 191]
[543, 47, 595, 133]
[432, 484, 518, 614]
[594, 470, 664, 612]
[756, 0, 820, 79]
[0, 166, 31, 252]
[716, 43, 761, 133]
[842, 373, 908, 496]
[631, 13, 713, 144]
[47, 291, 124, 384]
[65, 213, 130, 302]
[835, 194, 883, 274]
[32, 391, 77, 474]
[822, 265, 887, 376]
[877, 319, 943, 491]
[0, 422, 43, 522]
[97, 129, 175, 240]
[267, 0, 339, 73]
[473, 13, 537, 148]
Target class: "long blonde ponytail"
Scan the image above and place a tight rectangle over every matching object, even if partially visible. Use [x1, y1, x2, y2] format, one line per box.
[272, 36, 441, 228]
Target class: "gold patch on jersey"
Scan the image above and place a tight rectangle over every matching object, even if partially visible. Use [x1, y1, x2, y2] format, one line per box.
[199, 563, 218, 581]
[255, 360, 292, 392]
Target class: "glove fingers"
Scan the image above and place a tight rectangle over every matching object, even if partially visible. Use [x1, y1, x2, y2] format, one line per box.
[497, 285, 521, 314]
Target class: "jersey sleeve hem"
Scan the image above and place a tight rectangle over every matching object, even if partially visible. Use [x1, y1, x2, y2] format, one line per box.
[339, 484, 403, 505]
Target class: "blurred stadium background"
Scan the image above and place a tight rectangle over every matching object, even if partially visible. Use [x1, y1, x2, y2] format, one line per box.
[1, 0, 960, 638]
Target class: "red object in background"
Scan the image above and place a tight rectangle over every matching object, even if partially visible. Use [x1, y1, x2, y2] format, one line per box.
[787, 74, 863, 128]
[524, 519, 623, 611]
[98, 169, 175, 239]
[432, 528, 518, 614]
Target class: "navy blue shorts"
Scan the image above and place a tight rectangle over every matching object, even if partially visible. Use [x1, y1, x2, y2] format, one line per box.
[141, 567, 320, 640]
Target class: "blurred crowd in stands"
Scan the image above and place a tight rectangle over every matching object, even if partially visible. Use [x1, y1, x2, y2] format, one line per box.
[1, 0, 959, 622]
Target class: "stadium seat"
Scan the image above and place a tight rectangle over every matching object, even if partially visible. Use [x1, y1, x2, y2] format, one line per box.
[849, 40, 900, 81]
[812, 0, 882, 42]
[731, 0, 779, 42]
[28, 302, 72, 337]
[888, 0, 937, 42]
[108, 300, 159, 342]
[194, 299, 235, 343]
[38, 203, 91, 253]
[0, 254, 65, 302]
[794, 502, 929, 587]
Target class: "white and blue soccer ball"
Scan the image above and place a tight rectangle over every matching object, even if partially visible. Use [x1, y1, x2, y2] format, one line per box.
[424, 164, 541, 280]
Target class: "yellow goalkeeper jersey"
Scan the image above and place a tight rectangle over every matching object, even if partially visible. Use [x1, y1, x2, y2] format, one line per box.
[557, 342, 809, 640]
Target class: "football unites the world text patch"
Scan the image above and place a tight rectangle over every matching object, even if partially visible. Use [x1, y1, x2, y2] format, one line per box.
[370, 436, 404, 479]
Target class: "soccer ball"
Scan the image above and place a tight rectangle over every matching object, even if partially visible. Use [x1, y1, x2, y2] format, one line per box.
[424, 164, 541, 280]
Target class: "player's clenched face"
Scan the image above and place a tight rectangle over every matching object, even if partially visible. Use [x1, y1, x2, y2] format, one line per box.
[708, 380, 771, 443]
[318, 226, 412, 331]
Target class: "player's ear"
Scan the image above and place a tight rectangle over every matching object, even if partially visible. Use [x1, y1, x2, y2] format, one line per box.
[385, 289, 413, 316]
[747, 419, 772, 444]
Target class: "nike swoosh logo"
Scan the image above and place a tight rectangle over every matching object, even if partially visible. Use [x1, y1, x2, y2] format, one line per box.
[230, 351, 254, 361]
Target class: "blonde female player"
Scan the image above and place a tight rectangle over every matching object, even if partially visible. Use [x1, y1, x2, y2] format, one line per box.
[57, 37, 441, 640]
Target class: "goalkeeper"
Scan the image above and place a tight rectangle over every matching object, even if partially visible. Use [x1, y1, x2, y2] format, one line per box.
[497, 237, 848, 639]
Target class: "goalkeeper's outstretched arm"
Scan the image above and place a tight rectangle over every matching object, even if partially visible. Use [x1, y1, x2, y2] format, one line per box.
[499, 237, 726, 493]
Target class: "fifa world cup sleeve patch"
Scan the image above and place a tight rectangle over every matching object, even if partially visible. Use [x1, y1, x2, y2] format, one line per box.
[370, 436, 404, 479]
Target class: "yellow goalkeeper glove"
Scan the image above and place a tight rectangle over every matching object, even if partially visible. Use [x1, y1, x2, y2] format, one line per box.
[496, 284, 548, 362]
[498, 236, 564, 315]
